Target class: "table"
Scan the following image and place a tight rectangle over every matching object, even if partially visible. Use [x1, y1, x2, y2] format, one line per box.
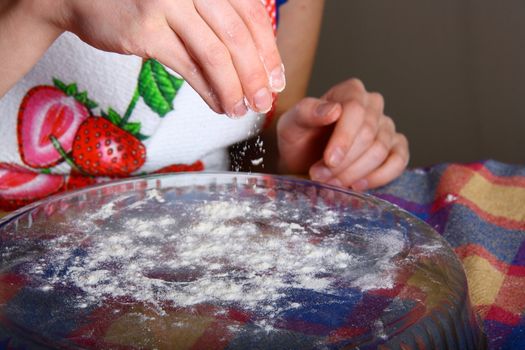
[371, 160, 525, 349]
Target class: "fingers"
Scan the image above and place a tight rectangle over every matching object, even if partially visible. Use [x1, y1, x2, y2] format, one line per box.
[151, 29, 223, 114]
[277, 98, 342, 174]
[329, 114, 394, 176]
[310, 131, 409, 191]
[165, 0, 281, 116]
[322, 78, 367, 104]
[167, 4, 246, 117]
[321, 81, 385, 170]
[363, 134, 409, 189]
[309, 111, 408, 190]
[282, 98, 341, 129]
[66, 0, 281, 116]
[194, 0, 274, 113]
[230, 0, 285, 92]
[304, 78, 408, 189]
[331, 120, 396, 186]
[278, 98, 342, 146]
[322, 100, 367, 168]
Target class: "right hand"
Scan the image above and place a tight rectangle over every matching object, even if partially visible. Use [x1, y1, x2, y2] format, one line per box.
[38, 0, 285, 116]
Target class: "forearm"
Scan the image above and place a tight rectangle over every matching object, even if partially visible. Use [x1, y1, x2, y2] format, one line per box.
[0, 0, 63, 97]
[261, 0, 325, 173]
[275, 0, 324, 116]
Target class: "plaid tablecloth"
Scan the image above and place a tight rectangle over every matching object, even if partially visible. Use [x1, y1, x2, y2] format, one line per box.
[0, 163, 521, 349]
[371, 160, 525, 349]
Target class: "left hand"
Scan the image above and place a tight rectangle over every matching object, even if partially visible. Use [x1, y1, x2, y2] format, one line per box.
[277, 78, 409, 191]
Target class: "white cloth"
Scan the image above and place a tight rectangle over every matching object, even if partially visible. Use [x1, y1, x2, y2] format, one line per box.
[0, 32, 264, 174]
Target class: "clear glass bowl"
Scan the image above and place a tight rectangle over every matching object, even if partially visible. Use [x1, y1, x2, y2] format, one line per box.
[0, 173, 485, 349]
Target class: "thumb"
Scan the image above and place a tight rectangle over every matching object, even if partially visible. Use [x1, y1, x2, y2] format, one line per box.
[281, 98, 342, 131]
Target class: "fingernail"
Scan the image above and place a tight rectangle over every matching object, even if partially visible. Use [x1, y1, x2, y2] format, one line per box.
[328, 147, 345, 167]
[310, 165, 332, 181]
[315, 102, 337, 117]
[228, 100, 248, 118]
[327, 178, 343, 187]
[269, 64, 286, 92]
[351, 179, 368, 192]
[253, 87, 273, 113]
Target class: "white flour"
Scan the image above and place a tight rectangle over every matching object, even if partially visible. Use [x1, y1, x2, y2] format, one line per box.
[30, 189, 405, 321]
[250, 157, 264, 166]
[230, 115, 266, 171]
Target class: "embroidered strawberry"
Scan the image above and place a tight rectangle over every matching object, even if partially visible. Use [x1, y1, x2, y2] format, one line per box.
[17, 79, 97, 169]
[70, 116, 146, 177]
[154, 161, 204, 174]
[0, 163, 65, 211]
[51, 107, 147, 177]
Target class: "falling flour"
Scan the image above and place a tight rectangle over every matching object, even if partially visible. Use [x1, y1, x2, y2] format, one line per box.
[230, 115, 266, 171]
[250, 157, 264, 166]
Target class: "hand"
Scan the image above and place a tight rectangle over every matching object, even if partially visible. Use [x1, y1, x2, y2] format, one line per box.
[39, 0, 284, 116]
[277, 78, 409, 191]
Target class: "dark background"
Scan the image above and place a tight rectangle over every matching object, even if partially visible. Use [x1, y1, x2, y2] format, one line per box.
[307, 1, 525, 167]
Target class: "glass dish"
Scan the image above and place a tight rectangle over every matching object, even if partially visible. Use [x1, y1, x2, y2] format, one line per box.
[0, 173, 485, 349]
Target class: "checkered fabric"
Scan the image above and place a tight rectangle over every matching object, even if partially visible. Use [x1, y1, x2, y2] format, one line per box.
[371, 160, 525, 349]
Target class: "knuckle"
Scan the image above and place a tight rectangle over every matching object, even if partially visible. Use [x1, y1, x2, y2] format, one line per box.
[181, 61, 201, 80]
[369, 92, 385, 111]
[142, 46, 156, 60]
[248, 2, 271, 26]
[224, 19, 250, 47]
[372, 141, 389, 163]
[123, 34, 150, 57]
[120, 36, 137, 55]
[348, 78, 366, 91]
[397, 133, 409, 148]
[204, 42, 231, 68]
[344, 100, 365, 117]
[125, 19, 163, 57]
[383, 116, 395, 131]
[136, 0, 162, 16]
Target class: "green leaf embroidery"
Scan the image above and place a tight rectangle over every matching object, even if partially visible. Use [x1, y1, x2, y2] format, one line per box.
[53, 78, 98, 111]
[138, 59, 184, 117]
[53, 78, 67, 91]
[65, 83, 78, 96]
[104, 108, 122, 125]
[122, 122, 141, 135]
[135, 132, 148, 141]
[101, 108, 145, 139]
[85, 99, 98, 110]
[76, 91, 88, 104]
